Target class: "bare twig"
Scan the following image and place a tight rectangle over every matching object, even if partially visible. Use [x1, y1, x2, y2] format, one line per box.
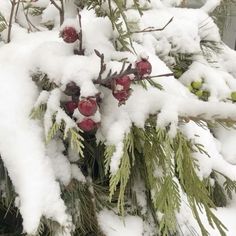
[94, 50, 106, 83]
[7, 0, 16, 43]
[50, 0, 61, 12]
[14, 0, 20, 22]
[149, 73, 174, 79]
[131, 17, 174, 34]
[77, 9, 83, 53]
[50, 0, 64, 25]
[60, 0, 64, 24]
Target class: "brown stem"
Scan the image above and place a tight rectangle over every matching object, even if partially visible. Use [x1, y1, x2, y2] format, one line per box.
[148, 73, 174, 79]
[131, 17, 174, 34]
[77, 9, 83, 53]
[60, 0, 64, 25]
[50, 0, 64, 25]
[14, 0, 20, 22]
[7, 0, 16, 43]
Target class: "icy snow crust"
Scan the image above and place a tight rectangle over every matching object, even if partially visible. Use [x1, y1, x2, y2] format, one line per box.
[1, 0, 236, 235]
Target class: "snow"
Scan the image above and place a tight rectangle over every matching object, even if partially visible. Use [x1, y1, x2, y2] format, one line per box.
[1, 0, 236, 235]
[0, 41, 72, 234]
[98, 209, 144, 236]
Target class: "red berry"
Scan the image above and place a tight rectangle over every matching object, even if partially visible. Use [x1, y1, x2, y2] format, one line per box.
[78, 118, 98, 132]
[113, 75, 131, 90]
[78, 97, 98, 117]
[65, 101, 77, 114]
[136, 59, 152, 77]
[112, 89, 131, 104]
[61, 27, 79, 43]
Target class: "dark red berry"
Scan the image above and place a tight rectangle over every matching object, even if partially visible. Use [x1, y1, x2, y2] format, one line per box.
[112, 89, 131, 104]
[135, 59, 152, 77]
[64, 82, 80, 96]
[78, 97, 98, 117]
[113, 75, 131, 90]
[78, 118, 98, 132]
[65, 101, 77, 115]
[61, 27, 79, 43]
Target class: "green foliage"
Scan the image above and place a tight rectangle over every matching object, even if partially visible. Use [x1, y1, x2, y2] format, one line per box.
[67, 128, 84, 157]
[30, 103, 47, 119]
[140, 126, 181, 235]
[132, 122, 228, 236]
[46, 118, 84, 156]
[0, 12, 7, 32]
[63, 180, 104, 236]
[173, 132, 227, 236]
[31, 71, 58, 91]
[108, 132, 134, 215]
[27, 6, 45, 16]
[104, 144, 116, 175]
[169, 53, 193, 79]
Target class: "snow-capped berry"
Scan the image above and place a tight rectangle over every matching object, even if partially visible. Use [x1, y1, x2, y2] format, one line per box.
[60, 26, 79, 43]
[78, 97, 98, 117]
[135, 59, 152, 77]
[78, 118, 98, 132]
[65, 101, 77, 115]
[112, 89, 131, 104]
[113, 75, 132, 90]
[64, 82, 80, 96]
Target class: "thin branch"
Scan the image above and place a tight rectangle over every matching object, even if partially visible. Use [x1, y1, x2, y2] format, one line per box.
[50, 0, 64, 25]
[14, 0, 20, 23]
[7, 0, 16, 43]
[131, 17, 174, 34]
[148, 73, 174, 79]
[77, 9, 83, 53]
[60, 0, 64, 25]
[50, 0, 61, 12]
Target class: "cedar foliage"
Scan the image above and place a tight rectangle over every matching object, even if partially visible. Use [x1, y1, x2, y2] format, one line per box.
[1, 1, 236, 236]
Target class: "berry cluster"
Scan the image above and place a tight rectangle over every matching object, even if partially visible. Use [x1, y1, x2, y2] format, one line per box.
[64, 82, 100, 132]
[60, 26, 153, 131]
[188, 80, 210, 101]
[111, 58, 152, 105]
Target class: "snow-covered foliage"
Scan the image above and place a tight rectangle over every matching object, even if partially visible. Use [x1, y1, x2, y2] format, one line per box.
[1, 0, 236, 235]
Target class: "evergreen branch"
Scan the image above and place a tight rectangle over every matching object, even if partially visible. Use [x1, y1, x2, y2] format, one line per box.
[0, 12, 7, 32]
[30, 103, 47, 119]
[67, 128, 84, 157]
[173, 131, 227, 236]
[109, 132, 134, 215]
[104, 145, 116, 175]
[46, 120, 60, 143]
[142, 126, 181, 235]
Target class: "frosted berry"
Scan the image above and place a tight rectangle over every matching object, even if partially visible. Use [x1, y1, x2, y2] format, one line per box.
[64, 82, 80, 96]
[61, 27, 79, 43]
[78, 97, 98, 117]
[112, 89, 131, 104]
[113, 75, 132, 90]
[136, 59, 152, 77]
[78, 118, 98, 132]
[65, 101, 77, 115]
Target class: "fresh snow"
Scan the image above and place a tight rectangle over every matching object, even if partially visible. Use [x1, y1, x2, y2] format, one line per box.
[1, 0, 236, 235]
